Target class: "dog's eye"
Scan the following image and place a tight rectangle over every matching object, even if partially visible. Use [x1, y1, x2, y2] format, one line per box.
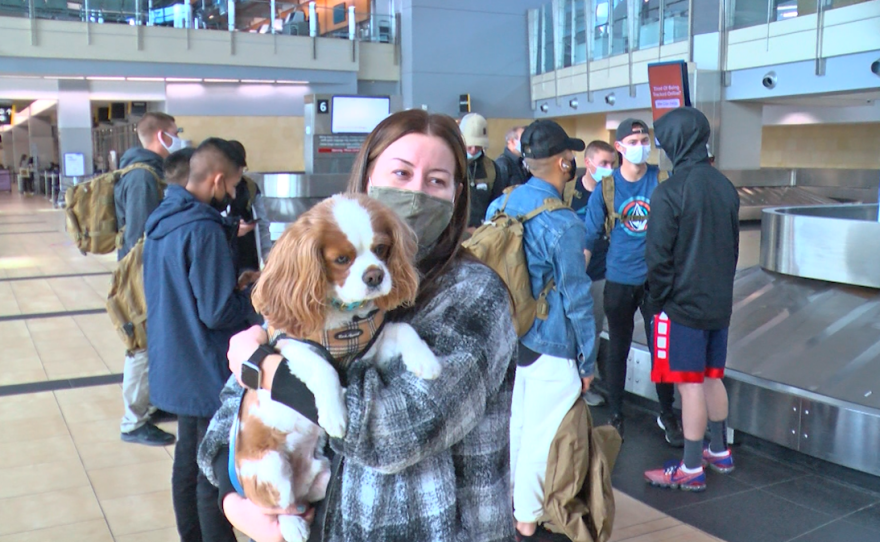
[373, 245, 389, 259]
[335, 255, 351, 265]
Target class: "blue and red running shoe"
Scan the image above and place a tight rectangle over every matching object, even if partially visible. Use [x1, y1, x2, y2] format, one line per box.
[644, 461, 706, 491]
[703, 447, 735, 474]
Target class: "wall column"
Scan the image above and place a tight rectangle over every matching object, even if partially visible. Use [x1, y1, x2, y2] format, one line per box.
[56, 80, 94, 182]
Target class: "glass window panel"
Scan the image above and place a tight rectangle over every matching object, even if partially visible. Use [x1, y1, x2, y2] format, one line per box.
[637, 0, 661, 50]
[611, 0, 628, 56]
[592, 0, 610, 59]
[562, 0, 575, 67]
[574, 1, 587, 64]
[729, 0, 770, 29]
[663, 0, 689, 44]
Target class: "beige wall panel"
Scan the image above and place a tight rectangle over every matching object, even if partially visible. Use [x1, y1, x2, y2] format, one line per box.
[175, 116, 306, 172]
[761, 124, 880, 169]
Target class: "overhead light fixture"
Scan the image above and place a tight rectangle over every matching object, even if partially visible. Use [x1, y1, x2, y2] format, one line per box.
[275, 80, 309, 84]
[762, 71, 777, 89]
[127, 77, 165, 82]
[604, 92, 615, 105]
[204, 78, 240, 83]
[539, 103, 549, 113]
[47, 75, 86, 80]
[871, 60, 880, 76]
[241, 79, 272, 84]
[166, 77, 202, 83]
[87, 76, 126, 81]
[569, 98, 578, 109]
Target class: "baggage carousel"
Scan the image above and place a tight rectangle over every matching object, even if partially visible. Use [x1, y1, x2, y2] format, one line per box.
[629, 203, 880, 477]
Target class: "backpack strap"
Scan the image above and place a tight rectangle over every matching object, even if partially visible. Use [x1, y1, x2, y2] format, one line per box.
[497, 185, 517, 213]
[600, 174, 617, 237]
[562, 180, 577, 207]
[483, 155, 496, 191]
[522, 197, 568, 222]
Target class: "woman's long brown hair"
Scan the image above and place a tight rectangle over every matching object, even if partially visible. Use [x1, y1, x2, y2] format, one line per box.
[347, 109, 473, 309]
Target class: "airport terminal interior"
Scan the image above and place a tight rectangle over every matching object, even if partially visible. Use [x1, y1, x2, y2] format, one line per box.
[1, 0, 880, 541]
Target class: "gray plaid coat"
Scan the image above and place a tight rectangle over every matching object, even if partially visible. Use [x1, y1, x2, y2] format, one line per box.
[198, 259, 518, 542]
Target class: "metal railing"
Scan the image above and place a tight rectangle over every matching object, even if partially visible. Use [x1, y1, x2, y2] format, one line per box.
[0, 0, 397, 43]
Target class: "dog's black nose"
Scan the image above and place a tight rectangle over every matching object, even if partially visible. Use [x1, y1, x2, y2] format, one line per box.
[363, 267, 384, 288]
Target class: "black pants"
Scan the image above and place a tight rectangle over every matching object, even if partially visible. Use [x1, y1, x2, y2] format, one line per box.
[173, 415, 237, 542]
[604, 281, 675, 417]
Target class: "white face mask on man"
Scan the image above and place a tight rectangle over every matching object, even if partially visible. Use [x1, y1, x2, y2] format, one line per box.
[620, 143, 651, 165]
[161, 131, 184, 154]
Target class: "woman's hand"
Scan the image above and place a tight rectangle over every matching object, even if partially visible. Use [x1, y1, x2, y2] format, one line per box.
[222, 493, 314, 542]
[228, 325, 269, 387]
[238, 219, 256, 237]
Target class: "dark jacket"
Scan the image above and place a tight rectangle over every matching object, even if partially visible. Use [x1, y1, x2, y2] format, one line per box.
[467, 153, 500, 228]
[144, 185, 257, 418]
[115, 147, 165, 260]
[495, 148, 530, 192]
[228, 177, 261, 273]
[646, 107, 740, 330]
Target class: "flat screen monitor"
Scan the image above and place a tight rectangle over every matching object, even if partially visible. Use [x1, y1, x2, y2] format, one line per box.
[130, 102, 148, 117]
[0, 105, 11, 126]
[97, 107, 110, 123]
[331, 96, 390, 134]
[110, 102, 126, 120]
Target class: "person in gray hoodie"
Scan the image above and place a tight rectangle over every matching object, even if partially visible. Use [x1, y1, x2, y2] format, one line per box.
[116, 111, 183, 447]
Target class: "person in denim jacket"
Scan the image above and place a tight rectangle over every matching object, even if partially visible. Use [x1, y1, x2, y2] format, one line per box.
[485, 119, 596, 540]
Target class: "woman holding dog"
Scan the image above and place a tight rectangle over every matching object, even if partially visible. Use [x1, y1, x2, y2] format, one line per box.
[198, 109, 518, 542]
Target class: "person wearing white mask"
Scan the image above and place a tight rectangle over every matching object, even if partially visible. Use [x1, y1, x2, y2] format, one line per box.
[115, 111, 180, 448]
[459, 112, 500, 232]
[582, 119, 682, 447]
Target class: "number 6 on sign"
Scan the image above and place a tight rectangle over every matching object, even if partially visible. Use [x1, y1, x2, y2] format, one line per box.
[317, 99, 330, 114]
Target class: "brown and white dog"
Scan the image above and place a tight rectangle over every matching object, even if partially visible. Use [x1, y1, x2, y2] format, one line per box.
[233, 193, 442, 542]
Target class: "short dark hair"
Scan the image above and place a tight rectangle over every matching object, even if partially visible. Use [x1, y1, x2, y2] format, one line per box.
[163, 147, 195, 187]
[585, 140, 615, 159]
[136, 112, 176, 147]
[227, 140, 247, 168]
[189, 138, 245, 184]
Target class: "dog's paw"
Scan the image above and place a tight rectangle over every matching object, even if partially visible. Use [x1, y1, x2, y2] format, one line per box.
[278, 514, 310, 542]
[403, 346, 442, 380]
[316, 394, 348, 439]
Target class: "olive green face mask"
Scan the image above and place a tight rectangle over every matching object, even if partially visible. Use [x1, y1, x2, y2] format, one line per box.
[366, 185, 455, 253]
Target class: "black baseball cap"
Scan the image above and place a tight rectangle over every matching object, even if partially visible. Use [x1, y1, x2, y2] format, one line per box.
[521, 120, 585, 159]
[615, 118, 650, 141]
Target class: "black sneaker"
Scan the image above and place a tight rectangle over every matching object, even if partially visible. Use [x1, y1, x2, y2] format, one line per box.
[608, 413, 625, 441]
[121, 422, 176, 446]
[515, 524, 570, 541]
[149, 409, 178, 424]
[657, 412, 685, 448]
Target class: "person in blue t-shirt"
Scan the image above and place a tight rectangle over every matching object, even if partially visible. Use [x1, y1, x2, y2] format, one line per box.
[583, 119, 682, 447]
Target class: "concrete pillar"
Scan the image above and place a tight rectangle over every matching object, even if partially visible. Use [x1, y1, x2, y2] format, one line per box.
[28, 115, 55, 171]
[56, 80, 94, 183]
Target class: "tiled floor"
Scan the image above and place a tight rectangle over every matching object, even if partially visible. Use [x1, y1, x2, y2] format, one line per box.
[0, 191, 728, 541]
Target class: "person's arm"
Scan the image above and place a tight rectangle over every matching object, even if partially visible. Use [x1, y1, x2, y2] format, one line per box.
[188, 224, 254, 330]
[551, 222, 596, 378]
[645, 185, 678, 315]
[252, 194, 273, 264]
[121, 170, 161, 254]
[582, 186, 606, 266]
[335, 266, 517, 475]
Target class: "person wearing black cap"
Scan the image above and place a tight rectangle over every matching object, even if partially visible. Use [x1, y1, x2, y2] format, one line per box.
[643, 107, 739, 492]
[485, 119, 596, 540]
[582, 117, 681, 446]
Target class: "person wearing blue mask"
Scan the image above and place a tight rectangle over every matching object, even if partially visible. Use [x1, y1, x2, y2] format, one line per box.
[565, 140, 616, 407]
[583, 119, 682, 447]
[495, 125, 530, 192]
[460, 113, 500, 232]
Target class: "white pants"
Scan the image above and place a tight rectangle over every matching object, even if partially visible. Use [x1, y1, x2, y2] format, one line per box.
[510, 354, 581, 523]
[120, 349, 156, 433]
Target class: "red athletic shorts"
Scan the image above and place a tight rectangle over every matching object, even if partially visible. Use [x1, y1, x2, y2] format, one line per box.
[651, 312, 729, 384]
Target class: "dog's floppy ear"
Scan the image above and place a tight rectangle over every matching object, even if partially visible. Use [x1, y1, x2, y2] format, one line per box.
[251, 217, 326, 337]
[374, 202, 420, 311]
